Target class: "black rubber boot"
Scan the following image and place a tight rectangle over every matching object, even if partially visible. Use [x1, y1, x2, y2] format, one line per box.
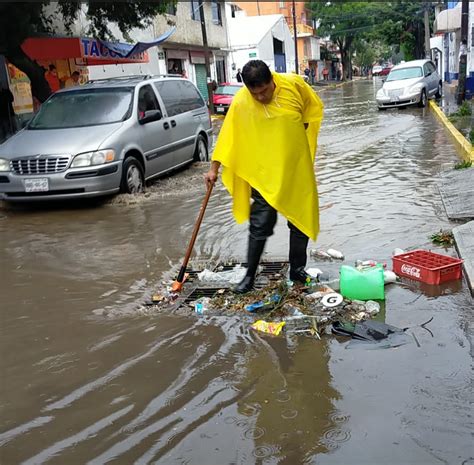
[234, 238, 266, 294]
[289, 229, 309, 284]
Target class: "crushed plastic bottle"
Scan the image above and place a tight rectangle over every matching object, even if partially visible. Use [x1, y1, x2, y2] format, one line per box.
[383, 270, 397, 284]
[365, 300, 381, 315]
[327, 248, 345, 260]
[245, 294, 281, 313]
[310, 249, 332, 260]
[194, 297, 211, 315]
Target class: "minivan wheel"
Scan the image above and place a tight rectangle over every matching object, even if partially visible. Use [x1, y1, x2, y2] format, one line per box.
[194, 135, 208, 162]
[121, 157, 144, 194]
[418, 89, 427, 108]
[435, 82, 442, 99]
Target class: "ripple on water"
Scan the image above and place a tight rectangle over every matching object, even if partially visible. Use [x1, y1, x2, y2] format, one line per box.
[329, 411, 349, 425]
[241, 402, 261, 416]
[281, 409, 298, 420]
[323, 427, 351, 444]
[252, 444, 280, 459]
[244, 426, 265, 440]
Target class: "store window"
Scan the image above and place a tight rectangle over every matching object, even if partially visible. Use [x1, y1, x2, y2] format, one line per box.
[190, 0, 201, 21]
[212, 1, 222, 25]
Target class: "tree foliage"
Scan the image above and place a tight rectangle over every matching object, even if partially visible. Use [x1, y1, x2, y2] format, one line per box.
[0, 1, 174, 101]
[309, 1, 431, 79]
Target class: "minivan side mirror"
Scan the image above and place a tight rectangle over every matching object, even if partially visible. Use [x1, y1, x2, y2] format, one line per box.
[139, 109, 162, 125]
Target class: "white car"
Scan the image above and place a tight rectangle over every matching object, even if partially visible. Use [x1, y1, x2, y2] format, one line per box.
[376, 59, 442, 110]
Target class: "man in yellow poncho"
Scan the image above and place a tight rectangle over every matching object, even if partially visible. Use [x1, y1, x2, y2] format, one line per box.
[205, 60, 324, 293]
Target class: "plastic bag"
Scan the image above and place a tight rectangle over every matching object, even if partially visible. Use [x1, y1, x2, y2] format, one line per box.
[197, 265, 247, 284]
[251, 320, 286, 336]
[340, 264, 385, 300]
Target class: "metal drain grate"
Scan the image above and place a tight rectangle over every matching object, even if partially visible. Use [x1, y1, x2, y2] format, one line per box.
[183, 287, 225, 304]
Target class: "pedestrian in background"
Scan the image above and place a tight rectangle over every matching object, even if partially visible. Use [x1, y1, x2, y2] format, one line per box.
[236, 68, 242, 83]
[0, 84, 16, 142]
[65, 71, 81, 88]
[44, 64, 61, 93]
[322, 67, 329, 81]
[205, 60, 324, 293]
[310, 67, 316, 85]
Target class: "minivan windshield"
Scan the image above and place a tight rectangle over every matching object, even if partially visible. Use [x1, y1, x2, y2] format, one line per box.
[29, 88, 133, 129]
[386, 67, 423, 82]
[214, 85, 241, 95]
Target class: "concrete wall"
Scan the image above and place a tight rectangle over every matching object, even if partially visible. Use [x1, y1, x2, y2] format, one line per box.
[154, 2, 228, 49]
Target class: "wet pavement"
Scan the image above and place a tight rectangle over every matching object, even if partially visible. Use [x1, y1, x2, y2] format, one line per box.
[1, 79, 472, 465]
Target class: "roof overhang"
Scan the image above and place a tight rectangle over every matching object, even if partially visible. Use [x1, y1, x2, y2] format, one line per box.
[434, 5, 461, 33]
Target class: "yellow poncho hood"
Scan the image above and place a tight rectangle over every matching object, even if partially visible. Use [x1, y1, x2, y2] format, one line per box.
[212, 72, 324, 240]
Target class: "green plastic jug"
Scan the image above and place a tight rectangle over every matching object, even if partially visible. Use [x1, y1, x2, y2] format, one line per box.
[340, 265, 385, 301]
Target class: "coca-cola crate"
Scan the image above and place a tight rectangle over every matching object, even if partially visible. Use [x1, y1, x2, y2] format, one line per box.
[392, 250, 463, 285]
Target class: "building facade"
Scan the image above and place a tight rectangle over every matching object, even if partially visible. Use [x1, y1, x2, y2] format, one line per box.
[232, 1, 320, 78]
[154, 1, 230, 99]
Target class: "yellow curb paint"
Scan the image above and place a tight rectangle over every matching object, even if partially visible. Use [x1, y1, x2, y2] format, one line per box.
[429, 100, 474, 162]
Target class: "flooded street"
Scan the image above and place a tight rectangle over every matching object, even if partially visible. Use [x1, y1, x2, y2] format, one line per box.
[1, 80, 472, 464]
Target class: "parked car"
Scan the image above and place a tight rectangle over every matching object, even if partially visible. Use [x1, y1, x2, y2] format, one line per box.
[212, 83, 243, 114]
[372, 65, 383, 76]
[0, 75, 212, 202]
[372, 64, 393, 77]
[376, 59, 442, 110]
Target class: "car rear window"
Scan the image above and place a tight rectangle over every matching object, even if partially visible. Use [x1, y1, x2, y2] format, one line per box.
[29, 88, 134, 129]
[386, 67, 423, 81]
[215, 86, 241, 95]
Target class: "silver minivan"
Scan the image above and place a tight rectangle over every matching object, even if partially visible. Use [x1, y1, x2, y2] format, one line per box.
[0, 76, 212, 201]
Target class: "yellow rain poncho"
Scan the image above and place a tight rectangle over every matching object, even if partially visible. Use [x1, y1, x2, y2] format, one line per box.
[212, 72, 324, 240]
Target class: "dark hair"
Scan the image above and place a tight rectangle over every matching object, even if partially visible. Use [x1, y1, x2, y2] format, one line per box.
[72, 71, 80, 77]
[48, 64, 56, 71]
[242, 60, 272, 88]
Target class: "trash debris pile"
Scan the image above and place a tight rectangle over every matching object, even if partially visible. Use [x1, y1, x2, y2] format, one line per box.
[143, 246, 442, 346]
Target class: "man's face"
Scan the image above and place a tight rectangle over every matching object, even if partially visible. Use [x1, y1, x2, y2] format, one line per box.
[247, 80, 275, 105]
[72, 74, 79, 82]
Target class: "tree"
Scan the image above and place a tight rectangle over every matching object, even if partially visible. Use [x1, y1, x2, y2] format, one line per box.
[309, 2, 386, 80]
[369, 1, 432, 61]
[0, 2, 175, 102]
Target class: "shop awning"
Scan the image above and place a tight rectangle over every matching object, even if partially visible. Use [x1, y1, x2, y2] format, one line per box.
[434, 4, 461, 33]
[21, 33, 172, 66]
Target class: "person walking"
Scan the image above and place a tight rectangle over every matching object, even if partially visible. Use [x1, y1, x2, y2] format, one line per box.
[236, 68, 243, 83]
[322, 67, 329, 81]
[204, 60, 324, 293]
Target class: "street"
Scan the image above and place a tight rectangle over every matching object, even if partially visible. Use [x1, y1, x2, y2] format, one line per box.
[0, 80, 472, 464]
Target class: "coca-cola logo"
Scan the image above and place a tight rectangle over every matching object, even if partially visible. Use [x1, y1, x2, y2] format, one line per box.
[401, 264, 421, 278]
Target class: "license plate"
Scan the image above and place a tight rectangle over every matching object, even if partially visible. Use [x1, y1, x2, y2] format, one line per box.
[216, 107, 225, 113]
[24, 178, 49, 192]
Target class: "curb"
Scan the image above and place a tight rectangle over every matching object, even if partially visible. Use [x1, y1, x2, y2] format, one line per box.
[453, 220, 474, 296]
[429, 100, 474, 162]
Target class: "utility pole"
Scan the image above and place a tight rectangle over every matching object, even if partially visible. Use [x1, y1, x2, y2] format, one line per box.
[198, 0, 214, 113]
[424, 2, 431, 59]
[457, 0, 469, 104]
[292, 0, 299, 73]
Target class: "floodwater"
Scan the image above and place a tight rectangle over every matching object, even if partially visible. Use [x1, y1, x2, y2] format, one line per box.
[1, 80, 472, 465]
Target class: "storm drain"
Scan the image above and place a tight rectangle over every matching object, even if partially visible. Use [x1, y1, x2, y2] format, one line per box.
[174, 261, 289, 309]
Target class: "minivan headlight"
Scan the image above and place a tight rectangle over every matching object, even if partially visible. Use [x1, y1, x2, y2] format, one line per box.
[0, 158, 10, 172]
[71, 150, 115, 168]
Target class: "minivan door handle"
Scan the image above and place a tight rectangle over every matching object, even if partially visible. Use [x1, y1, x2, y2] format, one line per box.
[163, 122, 170, 130]
[171, 120, 177, 128]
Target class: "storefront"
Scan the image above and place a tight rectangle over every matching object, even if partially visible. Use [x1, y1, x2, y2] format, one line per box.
[2, 37, 151, 120]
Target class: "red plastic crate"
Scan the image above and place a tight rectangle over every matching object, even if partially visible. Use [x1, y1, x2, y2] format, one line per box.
[392, 249, 463, 285]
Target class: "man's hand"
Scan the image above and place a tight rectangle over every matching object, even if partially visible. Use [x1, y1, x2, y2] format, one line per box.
[204, 161, 221, 188]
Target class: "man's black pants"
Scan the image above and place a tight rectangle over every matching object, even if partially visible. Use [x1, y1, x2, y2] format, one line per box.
[249, 189, 308, 246]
